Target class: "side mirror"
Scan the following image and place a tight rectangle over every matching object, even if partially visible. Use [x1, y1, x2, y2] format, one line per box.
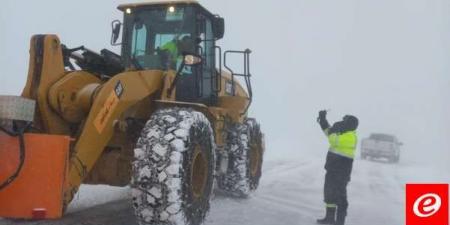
[213, 17, 225, 40]
[111, 20, 122, 46]
[184, 54, 202, 66]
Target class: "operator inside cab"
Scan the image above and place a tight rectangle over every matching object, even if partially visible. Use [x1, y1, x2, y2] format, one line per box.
[125, 5, 218, 105]
[160, 35, 196, 74]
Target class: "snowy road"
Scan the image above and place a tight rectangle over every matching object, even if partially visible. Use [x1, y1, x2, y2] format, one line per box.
[1, 155, 447, 225]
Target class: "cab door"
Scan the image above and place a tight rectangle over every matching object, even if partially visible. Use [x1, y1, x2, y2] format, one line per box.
[176, 12, 217, 105]
[196, 13, 217, 105]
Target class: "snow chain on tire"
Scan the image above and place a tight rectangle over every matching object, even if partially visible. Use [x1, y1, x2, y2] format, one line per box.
[131, 108, 216, 225]
[218, 118, 264, 197]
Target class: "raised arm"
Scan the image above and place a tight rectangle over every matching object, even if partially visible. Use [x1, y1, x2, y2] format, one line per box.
[317, 110, 330, 135]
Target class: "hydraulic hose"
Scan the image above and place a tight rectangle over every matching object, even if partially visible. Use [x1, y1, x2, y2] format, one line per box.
[0, 122, 30, 191]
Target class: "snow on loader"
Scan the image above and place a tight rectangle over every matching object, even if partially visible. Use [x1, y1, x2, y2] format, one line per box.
[0, 1, 265, 224]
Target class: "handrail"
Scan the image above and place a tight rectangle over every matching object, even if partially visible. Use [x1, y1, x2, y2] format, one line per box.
[214, 45, 222, 92]
[224, 49, 252, 115]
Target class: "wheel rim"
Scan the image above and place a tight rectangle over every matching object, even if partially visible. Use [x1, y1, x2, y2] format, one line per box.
[191, 145, 208, 200]
[249, 142, 261, 177]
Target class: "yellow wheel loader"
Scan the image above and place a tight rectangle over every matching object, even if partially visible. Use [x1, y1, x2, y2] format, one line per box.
[0, 1, 265, 224]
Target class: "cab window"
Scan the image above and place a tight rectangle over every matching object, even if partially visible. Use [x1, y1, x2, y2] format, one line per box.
[131, 23, 147, 57]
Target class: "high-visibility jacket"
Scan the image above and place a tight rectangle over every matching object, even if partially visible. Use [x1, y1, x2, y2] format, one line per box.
[323, 129, 358, 179]
[161, 41, 189, 72]
[325, 130, 357, 159]
[161, 41, 180, 66]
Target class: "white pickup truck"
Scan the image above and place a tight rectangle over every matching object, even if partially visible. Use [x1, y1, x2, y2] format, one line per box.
[360, 133, 403, 163]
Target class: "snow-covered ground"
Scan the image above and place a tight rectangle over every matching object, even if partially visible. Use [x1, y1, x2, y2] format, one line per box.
[1, 154, 448, 225]
[207, 155, 449, 225]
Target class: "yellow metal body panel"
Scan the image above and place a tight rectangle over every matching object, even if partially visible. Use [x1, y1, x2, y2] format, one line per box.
[94, 91, 121, 133]
[218, 71, 249, 98]
[216, 71, 250, 122]
[21, 35, 71, 135]
[48, 71, 101, 123]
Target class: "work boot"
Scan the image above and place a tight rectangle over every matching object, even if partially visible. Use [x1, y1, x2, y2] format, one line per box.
[334, 209, 346, 225]
[316, 206, 336, 224]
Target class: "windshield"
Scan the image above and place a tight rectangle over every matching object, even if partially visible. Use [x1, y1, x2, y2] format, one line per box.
[127, 6, 196, 70]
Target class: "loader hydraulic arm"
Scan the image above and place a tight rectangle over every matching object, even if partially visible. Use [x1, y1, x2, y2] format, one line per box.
[64, 70, 165, 205]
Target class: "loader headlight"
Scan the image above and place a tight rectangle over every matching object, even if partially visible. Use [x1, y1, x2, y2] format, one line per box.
[168, 6, 176, 13]
[126, 8, 132, 14]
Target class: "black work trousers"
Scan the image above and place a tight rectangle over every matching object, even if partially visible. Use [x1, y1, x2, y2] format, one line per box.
[323, 171, 349, 217]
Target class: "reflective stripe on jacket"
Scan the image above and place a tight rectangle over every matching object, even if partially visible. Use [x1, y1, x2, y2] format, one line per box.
[325, 130, 357, 159]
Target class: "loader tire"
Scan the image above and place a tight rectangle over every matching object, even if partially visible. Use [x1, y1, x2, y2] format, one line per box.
[218, 118, 264, 197]
[131, 108, 215, 225]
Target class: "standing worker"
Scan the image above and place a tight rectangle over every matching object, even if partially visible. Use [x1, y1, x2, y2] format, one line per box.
[316, 110, 359, 225]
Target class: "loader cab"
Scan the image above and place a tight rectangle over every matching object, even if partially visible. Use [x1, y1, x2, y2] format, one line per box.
[116, 2, 224, 105]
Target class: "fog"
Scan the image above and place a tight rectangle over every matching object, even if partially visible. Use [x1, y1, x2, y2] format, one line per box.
[1, 0, 449, 173]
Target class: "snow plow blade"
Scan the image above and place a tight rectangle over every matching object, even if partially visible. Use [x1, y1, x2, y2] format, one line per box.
[0, 132, 70, 219]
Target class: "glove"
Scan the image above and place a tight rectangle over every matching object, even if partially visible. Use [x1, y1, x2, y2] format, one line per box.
[317, 110, 330, 130]
[317, 110, 327, 122]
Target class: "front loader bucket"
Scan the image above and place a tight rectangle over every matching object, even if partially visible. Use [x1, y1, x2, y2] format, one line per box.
[0, 132, 70, 219]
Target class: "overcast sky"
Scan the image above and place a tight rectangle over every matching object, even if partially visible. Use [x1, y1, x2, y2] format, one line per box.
[0, 0, 449, 172]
